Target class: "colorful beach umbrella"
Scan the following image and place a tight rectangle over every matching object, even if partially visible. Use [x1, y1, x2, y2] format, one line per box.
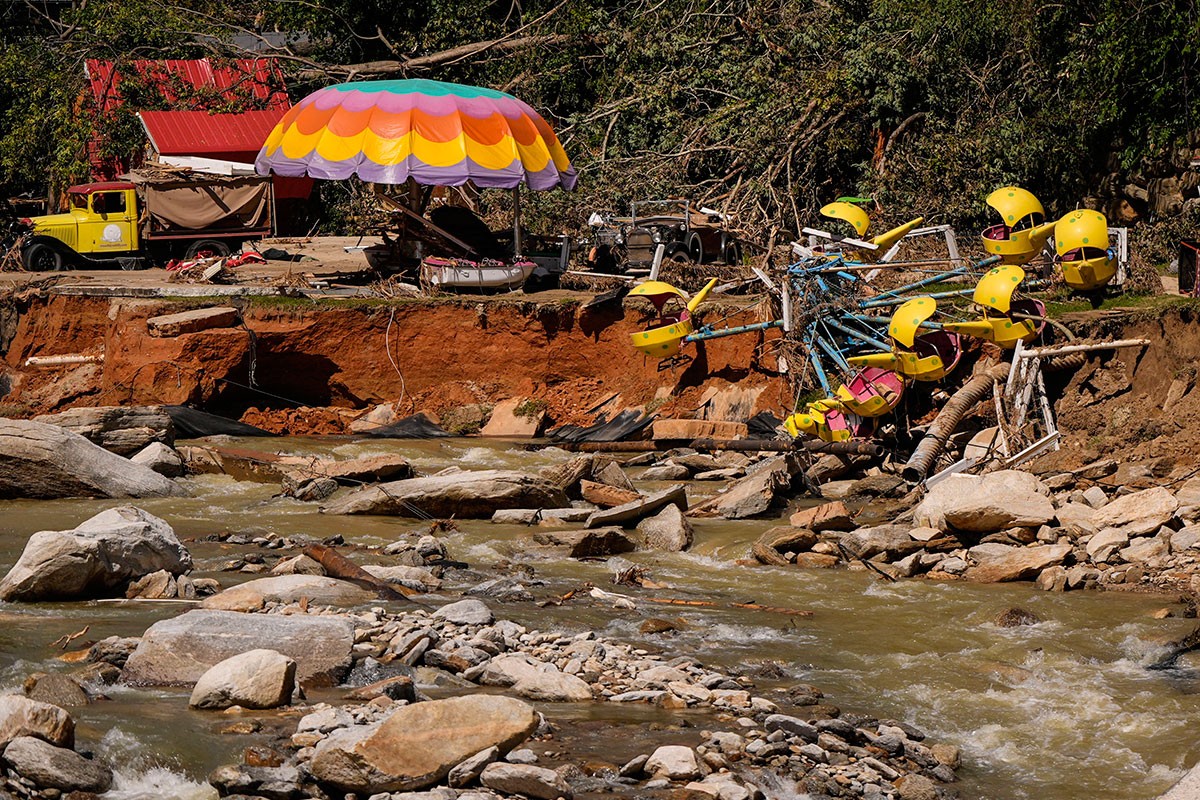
[255, 78, 577, 191]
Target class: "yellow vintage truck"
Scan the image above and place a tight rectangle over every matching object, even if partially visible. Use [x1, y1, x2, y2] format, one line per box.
[18, 169, 273, 270]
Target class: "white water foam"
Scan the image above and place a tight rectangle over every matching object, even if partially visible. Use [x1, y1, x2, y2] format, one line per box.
[97, 729, 216, 800]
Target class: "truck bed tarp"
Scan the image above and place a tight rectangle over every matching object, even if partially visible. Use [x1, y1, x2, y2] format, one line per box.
[124, 171, 270, 232]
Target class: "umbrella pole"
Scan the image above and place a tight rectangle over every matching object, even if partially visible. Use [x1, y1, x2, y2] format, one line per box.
[513, 186, 522, 257]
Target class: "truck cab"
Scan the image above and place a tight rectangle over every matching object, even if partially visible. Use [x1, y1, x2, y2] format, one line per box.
[22, 182, 140, 270]
[19, 171, 273, 271]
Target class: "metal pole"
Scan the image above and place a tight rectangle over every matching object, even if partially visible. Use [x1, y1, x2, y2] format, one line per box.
[684, 320, 784, 342]
[512, 186, 522, 257]
[1017, 339, 1150, 358]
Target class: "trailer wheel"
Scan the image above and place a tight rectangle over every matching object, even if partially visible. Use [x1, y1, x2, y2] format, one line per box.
[21, 242, 65, 271]
[184, 239, 231, 260]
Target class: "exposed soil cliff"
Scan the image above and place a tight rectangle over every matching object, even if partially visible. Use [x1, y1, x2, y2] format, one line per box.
[0, 294, 790, 434]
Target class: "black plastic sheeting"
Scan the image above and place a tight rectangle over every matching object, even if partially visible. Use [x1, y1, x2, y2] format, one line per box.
[165, 406, 274, 438]
[362, 413, 451, 439]
[547, 409, 653, 443]
[747, 411, 783, 437]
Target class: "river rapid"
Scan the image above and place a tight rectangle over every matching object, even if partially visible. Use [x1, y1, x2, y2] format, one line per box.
[1, 436, 1197, 800]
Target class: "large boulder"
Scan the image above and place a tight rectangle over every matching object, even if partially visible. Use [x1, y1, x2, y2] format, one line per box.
[189, 649, 297, 709]
[323, 470, 569, 517]
[913, 471, 1054, 533]
[310, 695, 538, 793]
[585, 485, 688, 529]
[0, 695, 74, 749]
[1091, 486, 1179, 537]
[687, 456, 796, 519]
[121, 609, 354, 687]
[130, 442, 186, 477]
[200, 575, 376, 611]
[963, 544, 1071, 583]
[0, 419, 185, 500]
[33, 405, 173, 456]
[480, 763, 573, 800]
[637, 504, 694, 552]
[0, 507, 192, 602]
[1, 736, 112, 793]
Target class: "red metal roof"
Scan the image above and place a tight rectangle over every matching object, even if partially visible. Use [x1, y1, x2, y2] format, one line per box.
[67, 181, 135, 194]
[139, 109, 286, 157]
[85, 58, 289, 115]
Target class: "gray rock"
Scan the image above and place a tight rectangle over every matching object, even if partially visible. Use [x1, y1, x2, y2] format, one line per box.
[963, 544, 1071, 582]
[33, 405, 173, 456]
[270, 554, 327, 576]
[362, 564, 442, 592]
[22, 672, 90, 707]
[0, 418, 185, 499]
[644, 745, 700, 780]
[532, 527, 637, 558]
[687, 456, 795, 520]
[323, 470, 569, 518]
[1091, 486, 1179, 536]
[1120, 534, 1170, 564]
[188, 649, 297, 709]
[121, 609, 354, 687]
[479, 654, 555, 687]
[641, 465, 690, 481]
[840, 525, 913, 560]
[1081, 486, 1109, 509]
[491, 508, 592, 524]
[636, 504, 694, 552]
[1086, 528, 1130, 562]
[1171, 525, 1200, 553]
[311, 694, 538, 793]
[1055, 503, 1097, 535]
[0, 695, 74, 749]
[433, 599, 494, 626]
[130, 442, 186, 477]
[480, 763, 572, 799]
[764, 714, 819, 742]
[913, 470, 1054, 533]
[585, 485, 689, 528]
[448, 746, 499, 788]
[200, 574, 376, 611]
[0, 506, 192, 602]
[2, 736, 111, 793]
[511, 671, 592, 702]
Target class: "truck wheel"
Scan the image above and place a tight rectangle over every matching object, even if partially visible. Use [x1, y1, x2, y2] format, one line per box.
[722, 240, 743, 265]
[687, 233, 704, 263]
[184, 239, 231, 260]
[21, 242, 65, 271]
[668, 248, 692, 265]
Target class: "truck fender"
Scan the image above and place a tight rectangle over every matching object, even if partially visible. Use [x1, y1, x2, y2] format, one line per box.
[21, 235, 80, 270]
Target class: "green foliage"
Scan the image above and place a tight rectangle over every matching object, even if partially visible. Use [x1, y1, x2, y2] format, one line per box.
[0, 0, 1195, 242]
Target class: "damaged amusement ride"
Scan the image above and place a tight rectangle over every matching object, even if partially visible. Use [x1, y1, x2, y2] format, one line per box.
[626, 187, 1140, 483]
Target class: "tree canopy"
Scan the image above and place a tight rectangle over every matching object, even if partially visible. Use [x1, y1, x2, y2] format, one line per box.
[1, 0, 1196, 237]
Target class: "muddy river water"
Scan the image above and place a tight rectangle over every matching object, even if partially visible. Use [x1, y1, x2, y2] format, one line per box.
[1, 436, 1197, 800]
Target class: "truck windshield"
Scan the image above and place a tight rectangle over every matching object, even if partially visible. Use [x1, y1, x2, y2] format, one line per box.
[69, 194, 87, 211]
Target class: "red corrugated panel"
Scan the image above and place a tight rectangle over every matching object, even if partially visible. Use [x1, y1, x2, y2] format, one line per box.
[139, 109, 287, 156]
[85, 58, 289, 114]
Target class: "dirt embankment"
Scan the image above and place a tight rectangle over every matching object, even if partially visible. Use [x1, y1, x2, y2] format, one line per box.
[0, 294, 790, 433]
[1035, 301, 1200, 471]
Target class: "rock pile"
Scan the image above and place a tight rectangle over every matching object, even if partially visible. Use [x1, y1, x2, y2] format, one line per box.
[201, 595, 959, 800]
[754, 469, 1200, 592]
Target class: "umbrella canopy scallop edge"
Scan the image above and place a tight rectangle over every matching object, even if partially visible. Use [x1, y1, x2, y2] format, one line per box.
[255, 78, 577, 191]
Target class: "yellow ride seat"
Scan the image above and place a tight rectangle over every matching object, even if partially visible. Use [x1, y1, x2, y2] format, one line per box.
[1054, 209, 1117, 291]
[980, 187, 1055, 265]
